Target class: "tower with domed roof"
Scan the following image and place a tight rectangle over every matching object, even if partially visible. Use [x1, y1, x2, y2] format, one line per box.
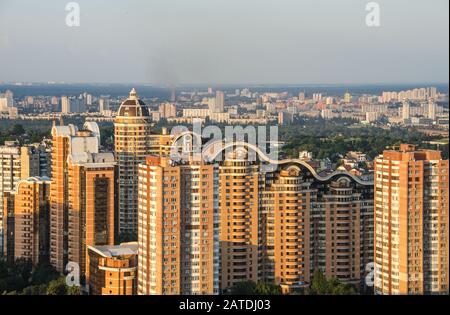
[114, 89, 151, 237]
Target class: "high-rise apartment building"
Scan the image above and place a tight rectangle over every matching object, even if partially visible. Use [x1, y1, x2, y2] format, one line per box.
[158, 103, 177, 119]
[298, 91, 305, 103]
[374, 144, 449, 295]
[428, 99, 437, 121]
[259, 167, 311, 293]
[0, 90, 13, 112]
[115, 89, 151, 236]
[61, 96, 71, 114]
[309, 177, 373, 288]
[219, 149, 260, 290]
[3, 177, 51, 265]
[344, 91, 352, 103]
[214, 91, 225, 113]
[137, 156, 219, 295]
[258, 161, 373, 293]
[402, 99, 411, 121]
[50, 121, 114, 275]
[88, 242, 138, 295]
[313, 93, 323, 102]
[137, 136, 374, 294]
[67, 151, 115, 280]
[0, 142, 45, 255]
[99, 98, 110, 113]
[214, 144, 373, 293]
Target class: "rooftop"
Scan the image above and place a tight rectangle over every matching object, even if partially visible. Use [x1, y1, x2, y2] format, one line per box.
[116, 88, 150, 118]
[88, 242, 138, 258]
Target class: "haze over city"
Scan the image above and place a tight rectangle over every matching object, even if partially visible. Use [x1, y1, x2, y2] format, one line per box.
[0, 0, 448, 85]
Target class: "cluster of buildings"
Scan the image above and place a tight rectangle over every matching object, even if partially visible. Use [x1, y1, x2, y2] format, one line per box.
[0, 90, 18, 119]
[379, 87, 438, 103]
[2, 86, 448, 135]
[0, 89, 448, 295]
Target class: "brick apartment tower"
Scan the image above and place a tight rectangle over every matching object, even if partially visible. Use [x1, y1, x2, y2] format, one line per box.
[50, 122, 115, 275]
[67, 151, 115, 281]
[3, 177, 51, 265]
[260, 163, 373, 292]
[374, 144, 449, 295]
[219, 149, 260, 291]
[260, 167, 311, 293]
[137, 156, 219, 295]
[0, 142, 44, 255]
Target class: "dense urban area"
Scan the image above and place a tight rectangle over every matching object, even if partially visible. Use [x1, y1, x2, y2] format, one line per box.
[0, 84, 448, 295]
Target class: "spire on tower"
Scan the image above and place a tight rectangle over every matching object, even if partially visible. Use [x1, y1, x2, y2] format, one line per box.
[130, 88, 137, 100]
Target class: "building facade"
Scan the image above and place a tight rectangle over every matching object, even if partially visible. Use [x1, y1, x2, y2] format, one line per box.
[135, 136, 374, 295]
[3, 177, 51, 265]
[374, 144, 449, 295]
[0, 142, 45, 255]
[114, 89, 151, 237]
[88, 242, 138, 295]
[137, 156, 219, 295]
[219, 149, 260, 291]
[50, 121, 114, 276]
[67, 151, 115, 281]
[215, 144, 373, 293]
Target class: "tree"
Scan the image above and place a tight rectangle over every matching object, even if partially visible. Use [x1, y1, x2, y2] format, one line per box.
[21, 284, 47, 295]
[227, 281, 282, 295]
[310, 269, 328, 295]
[14, 258, 33, 281]
[67, 285, 81, 295]
[46, 278, 68, 295]
[31, 262, 59, 285]
[12, 124, 25, 136]
[228, 281, 257, 295]
[306, 270, 358, 295]
[254, 282, 282, 295]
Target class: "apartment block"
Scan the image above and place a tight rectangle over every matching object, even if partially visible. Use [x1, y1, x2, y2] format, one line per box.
[67, 151, 115, 281]
[137, 156, 219, 295]
[1, 141, 46, 255]
[219, 149, 260, 291]
[50, 121, 115, 276]
[258, 162, 373, 293]
[374, 144, 449, 295]
[3, 177, 51, 265]
[259, 167, 311, 293]
[216, 145, 373, 293]
[115, 89, 151, 236]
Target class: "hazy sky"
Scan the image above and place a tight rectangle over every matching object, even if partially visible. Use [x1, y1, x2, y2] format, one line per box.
[0, 0, 448, 85]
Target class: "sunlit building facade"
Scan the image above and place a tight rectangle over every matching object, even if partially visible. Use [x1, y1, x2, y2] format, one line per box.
[374, 144, 449, 295]
[219, 149, 260, 291]
[137, 156, 219, 295]
[115, 89, 151, 236]
[67, 151, 115, 281]
[88, 242, 138, 295]
[50, 121, 114, 275]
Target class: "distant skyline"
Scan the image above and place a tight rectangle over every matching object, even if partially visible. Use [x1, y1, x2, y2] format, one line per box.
[0, 0, 448, 85]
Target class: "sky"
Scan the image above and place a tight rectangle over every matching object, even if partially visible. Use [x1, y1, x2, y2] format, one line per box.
[0, 0, 448, 85]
